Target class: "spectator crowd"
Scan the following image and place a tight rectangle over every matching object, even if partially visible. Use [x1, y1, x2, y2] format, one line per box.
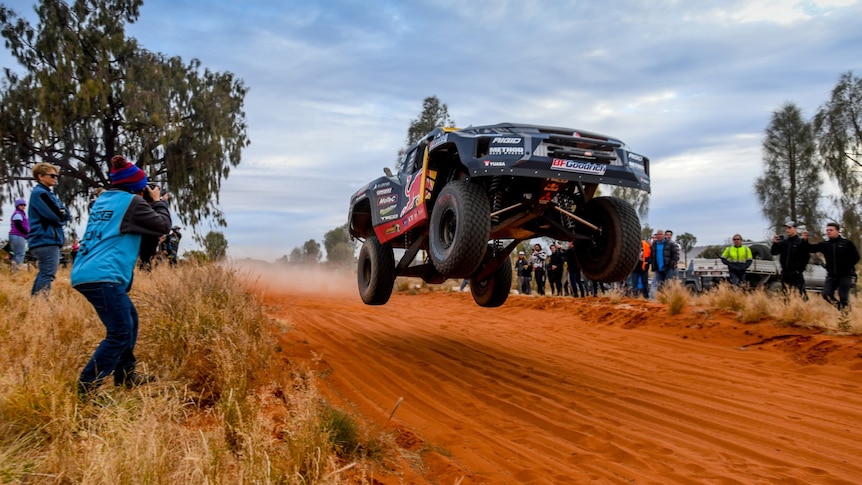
[511, 222, 859, 312]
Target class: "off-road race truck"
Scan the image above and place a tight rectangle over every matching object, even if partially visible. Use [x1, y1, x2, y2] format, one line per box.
[348, 123, 651, 307]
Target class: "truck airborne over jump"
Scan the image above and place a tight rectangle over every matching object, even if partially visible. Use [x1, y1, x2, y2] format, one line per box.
[348, 123, 651, 307]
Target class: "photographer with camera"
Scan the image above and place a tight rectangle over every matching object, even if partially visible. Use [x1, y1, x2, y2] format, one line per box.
[72, 155, 171, 398]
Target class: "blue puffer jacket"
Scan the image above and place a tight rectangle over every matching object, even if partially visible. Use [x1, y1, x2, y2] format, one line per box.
[27, 183, 70, 249]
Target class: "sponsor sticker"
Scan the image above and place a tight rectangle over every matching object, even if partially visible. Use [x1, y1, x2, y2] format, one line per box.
[375, 187, 393, 196]
[489, 147, 525, 156]
[483, 160, 507, 167]
[551, 158, 607, 176]
[491, 137, 522, 144]
[377, 194, 398, 206]
[385, 224, 401, 235]
[380, 214, 398, 221]
[379, 205, 396, 216]
[429, 133, 449, 149]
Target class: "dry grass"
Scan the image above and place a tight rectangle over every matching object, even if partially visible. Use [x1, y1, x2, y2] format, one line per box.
[656, 280, 688, 315]
[679, 281, 862, 334]
[0, 263, 382, 484]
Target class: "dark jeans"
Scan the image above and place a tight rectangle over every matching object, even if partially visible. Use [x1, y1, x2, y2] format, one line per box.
[629, 269, 649, 298]
[534, 269, 546, 295]
[568, 269, 585, 297]
[728, 269, 746, 286]
[76, 282, 140, 389]
[781, 271, 808, 300]
[30, 245, 60, 296]
[822, 274, 854, 310]
[517, 275, 531, 294]
[548, 268, 563, 295]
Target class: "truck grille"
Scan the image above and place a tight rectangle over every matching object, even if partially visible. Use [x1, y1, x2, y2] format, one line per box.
[533, 135, 621, 165]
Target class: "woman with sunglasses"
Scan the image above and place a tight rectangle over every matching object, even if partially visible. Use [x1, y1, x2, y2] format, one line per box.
[28, 162, 71, 296]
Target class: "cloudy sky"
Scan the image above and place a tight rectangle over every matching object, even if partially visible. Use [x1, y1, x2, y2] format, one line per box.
[2, 0, 861, 260]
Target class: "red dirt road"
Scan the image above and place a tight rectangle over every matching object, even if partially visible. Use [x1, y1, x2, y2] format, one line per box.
[257, 269, 862, 484]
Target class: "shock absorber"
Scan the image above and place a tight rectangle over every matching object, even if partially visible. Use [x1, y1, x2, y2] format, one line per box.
[489, 176, 504, 224]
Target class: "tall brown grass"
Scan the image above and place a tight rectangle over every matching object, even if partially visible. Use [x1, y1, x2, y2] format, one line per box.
[678, 282, 862, 334]
[0, 263, 382, 484]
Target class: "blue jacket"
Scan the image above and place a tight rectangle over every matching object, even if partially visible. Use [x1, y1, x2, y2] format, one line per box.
[71, 190, 171, 289]
[27, 183, 70, 249]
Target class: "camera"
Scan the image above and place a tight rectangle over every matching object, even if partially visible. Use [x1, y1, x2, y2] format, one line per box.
[144, 184, 165, 202]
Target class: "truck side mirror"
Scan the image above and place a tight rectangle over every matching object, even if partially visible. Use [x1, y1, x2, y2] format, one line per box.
[384, 167, 394, 177]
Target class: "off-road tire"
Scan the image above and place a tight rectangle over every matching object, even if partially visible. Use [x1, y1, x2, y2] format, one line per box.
[575, 196, 641, 283]
[357, 236, 396, 305]
[429, 180, 491, 277]
[750, 244, 771, 261]
[470, 248, 513, 307]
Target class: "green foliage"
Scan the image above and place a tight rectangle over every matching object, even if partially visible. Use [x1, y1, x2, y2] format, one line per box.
[322, 223, 355, 266]
[641, 225, 654, 241]
[397, 95, 455, 169]
[813, 71, 862, 248]
[201, 231, 228, 261]
[610, 186, 649, 220]
[676, 232, 697, 265]
[282, 239, 322, 265]
[0, 0, 249, 229]
[754, 102, 822, 234]
[700, 245, 724, 259]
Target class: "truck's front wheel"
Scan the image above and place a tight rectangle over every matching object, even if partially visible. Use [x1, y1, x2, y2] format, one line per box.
[429, 180, 490, 277]
[357, 236, 396, 305]
[575, 196, 641, 283]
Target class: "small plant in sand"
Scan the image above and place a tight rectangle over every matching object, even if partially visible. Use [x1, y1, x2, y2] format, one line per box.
[703, 283, 747, 312]
[656, 280, 688, 315]
[738, 289, 774, 323]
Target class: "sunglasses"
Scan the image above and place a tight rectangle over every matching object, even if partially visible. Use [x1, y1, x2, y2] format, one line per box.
[733, 238, 741, 241]
[43, 173, 59, 179]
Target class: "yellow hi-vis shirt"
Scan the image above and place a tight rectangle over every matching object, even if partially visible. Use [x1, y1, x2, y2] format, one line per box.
[721, 245, 752, 262]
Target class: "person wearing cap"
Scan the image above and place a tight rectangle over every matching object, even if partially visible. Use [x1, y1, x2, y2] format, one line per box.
[802, 222, 860, 311]
[28, 162, 71, 295]
[72, 155, 171, 397]
[771, 220, 810, 299]
[515, 250, 532, 295]
[8, 197, 29, 271]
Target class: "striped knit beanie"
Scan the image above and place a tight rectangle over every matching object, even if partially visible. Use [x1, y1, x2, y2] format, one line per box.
[109, 156, 148, 192]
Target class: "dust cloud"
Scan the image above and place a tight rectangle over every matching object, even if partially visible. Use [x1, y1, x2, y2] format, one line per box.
[231, 260, 358, 299]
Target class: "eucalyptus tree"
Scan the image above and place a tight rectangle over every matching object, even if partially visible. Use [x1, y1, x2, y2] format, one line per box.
[753, 102, 821, 233]
[0, 0, 249, 228]
[813, 71, 862, 244]
[396, 96, 455, 169]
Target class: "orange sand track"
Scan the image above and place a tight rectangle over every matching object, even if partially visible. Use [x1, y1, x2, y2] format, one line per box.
[258, 273, 862, 484]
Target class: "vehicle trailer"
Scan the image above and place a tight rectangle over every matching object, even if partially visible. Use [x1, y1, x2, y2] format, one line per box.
[677, 257, 826, 293]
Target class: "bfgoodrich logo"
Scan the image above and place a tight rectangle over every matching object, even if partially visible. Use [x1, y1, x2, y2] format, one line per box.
[551, 158, 607, 176]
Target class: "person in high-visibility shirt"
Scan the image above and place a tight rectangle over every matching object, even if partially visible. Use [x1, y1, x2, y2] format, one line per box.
[720, 234, 753, 286]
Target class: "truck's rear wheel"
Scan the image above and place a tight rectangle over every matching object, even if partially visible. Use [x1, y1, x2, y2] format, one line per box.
[429, 180, 490, 277]
[575, 196, 641, 283]
[470, 247, 513, 307]
[357, 236, 396, 305]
